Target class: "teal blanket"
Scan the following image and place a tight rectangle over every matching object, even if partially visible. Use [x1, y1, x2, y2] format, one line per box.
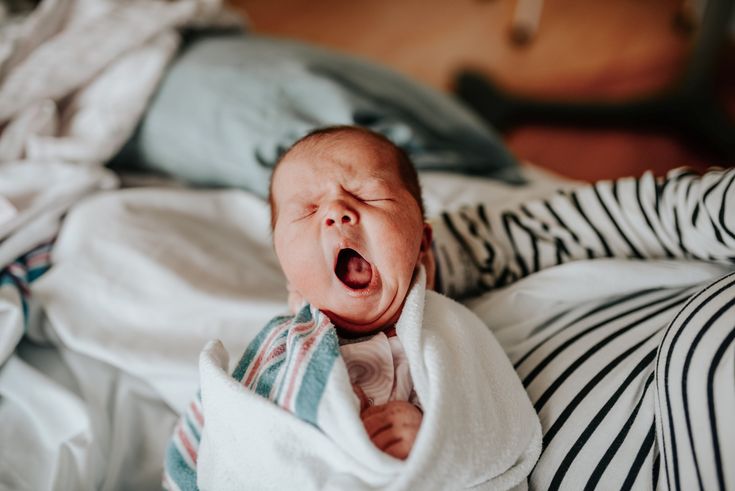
[113, 33, 522, 197]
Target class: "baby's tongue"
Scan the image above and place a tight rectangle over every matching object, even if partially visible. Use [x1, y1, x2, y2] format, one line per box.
[336, 249, 373, 289]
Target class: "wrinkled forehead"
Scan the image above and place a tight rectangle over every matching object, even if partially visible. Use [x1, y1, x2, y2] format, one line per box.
[271, 133, 402, 198]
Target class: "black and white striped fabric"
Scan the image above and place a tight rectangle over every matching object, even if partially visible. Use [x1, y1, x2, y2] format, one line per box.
[432, 168, 735, 490]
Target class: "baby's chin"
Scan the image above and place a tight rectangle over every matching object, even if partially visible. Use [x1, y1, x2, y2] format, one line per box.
[321, 304, 402, 337]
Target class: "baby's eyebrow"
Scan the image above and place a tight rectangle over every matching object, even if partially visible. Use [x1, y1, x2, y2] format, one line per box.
[284, 196, 311, 210]
[285, 187, 316, 202]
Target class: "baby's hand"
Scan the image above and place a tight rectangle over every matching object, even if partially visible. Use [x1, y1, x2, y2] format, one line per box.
[360, 401, 423, 460]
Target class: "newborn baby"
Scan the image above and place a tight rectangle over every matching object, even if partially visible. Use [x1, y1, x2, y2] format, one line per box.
[269, 125, 435, 459]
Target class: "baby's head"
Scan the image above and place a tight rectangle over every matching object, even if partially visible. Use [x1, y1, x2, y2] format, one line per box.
[269, 126, 433, 335]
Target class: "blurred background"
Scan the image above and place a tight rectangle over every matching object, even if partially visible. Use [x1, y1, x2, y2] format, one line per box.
[230, 0, 735, 182]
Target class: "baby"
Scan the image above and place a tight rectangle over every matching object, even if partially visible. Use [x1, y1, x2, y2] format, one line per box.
[163, 126, 441, 491]
[269, 125, 436, 459]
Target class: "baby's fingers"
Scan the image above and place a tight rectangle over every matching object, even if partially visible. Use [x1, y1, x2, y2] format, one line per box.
[370, 423, 418, 460]
[361, 403, 422, 460]
[362, 403, 421, 435]
[353, 384, 371, 413]
[362, 401, 421, 424]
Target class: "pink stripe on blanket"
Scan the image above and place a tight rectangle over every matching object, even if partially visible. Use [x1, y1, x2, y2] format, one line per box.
[251, 343, 287, 393]
[281, 313, 332, 410]
[189, 400, 204, 427]
[176, 424, 198, 465]
[267, 317, 319, 394]
[243, 319, 290, 387]
[26, 251, 51, 268]
[265, 343, 286, 363]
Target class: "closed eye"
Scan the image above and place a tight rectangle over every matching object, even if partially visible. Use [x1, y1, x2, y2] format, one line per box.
[293, 206, 318, 222]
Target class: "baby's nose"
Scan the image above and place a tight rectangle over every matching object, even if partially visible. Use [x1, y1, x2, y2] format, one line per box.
[324, 201, 358, 227]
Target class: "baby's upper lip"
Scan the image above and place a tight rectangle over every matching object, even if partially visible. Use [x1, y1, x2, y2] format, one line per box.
[332, 240, 363, 271]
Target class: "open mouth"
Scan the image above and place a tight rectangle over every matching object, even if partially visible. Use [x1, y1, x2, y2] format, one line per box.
[335, 248, 373, 290]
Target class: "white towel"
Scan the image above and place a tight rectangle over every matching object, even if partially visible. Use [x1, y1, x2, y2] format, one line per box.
[196, 268, 542, 490]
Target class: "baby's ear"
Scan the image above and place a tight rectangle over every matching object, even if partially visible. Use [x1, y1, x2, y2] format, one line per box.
[420, 222, 433, 253]
[418, 223, 436, 290]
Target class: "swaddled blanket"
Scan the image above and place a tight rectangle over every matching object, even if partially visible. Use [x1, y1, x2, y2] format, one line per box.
[165, 268, 542, 490]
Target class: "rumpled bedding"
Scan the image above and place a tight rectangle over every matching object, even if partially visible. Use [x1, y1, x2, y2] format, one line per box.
[0, 1, 237, 489]
[0, 1, 650, 490]
[0, 0, 238, 365]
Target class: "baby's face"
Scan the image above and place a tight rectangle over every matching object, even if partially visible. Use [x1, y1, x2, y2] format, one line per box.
[271, 133, 429, 335]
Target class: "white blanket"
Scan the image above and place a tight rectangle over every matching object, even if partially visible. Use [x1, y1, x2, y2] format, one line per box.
[0, 0, 239, 266]
[196, 268, 542, 490]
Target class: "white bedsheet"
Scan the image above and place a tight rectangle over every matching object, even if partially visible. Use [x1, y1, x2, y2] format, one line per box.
[0, 342, 177, 491]
[0, 0, 236, 395]
[34, 187, 286, 412]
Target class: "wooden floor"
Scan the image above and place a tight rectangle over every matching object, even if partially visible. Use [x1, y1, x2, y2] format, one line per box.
[231, 0, 734, 181]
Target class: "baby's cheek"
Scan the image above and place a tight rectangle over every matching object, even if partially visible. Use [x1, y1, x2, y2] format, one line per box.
[287, 262, 317, 294]
[277, 242, 307, 284]
[287, 254, 331, 304]
[388, 224, 423, 267]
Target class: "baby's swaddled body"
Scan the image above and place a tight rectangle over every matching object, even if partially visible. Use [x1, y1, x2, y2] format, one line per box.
[340, 326, 419, 409]
[166, 270, 541, 491]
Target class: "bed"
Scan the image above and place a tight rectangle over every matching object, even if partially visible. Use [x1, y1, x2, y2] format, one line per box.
[1, 2, 733, 490]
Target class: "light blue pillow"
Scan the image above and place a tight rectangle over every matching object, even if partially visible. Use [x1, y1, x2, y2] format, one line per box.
[112, 32, 523, 197]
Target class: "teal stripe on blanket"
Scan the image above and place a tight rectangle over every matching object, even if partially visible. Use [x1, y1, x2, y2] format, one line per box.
[185, 416, 201, 443]
[164, 441, 199, 491]
[0, 241, 53, 330]
[294, 324, 340, 426]
[254, 354, 286, 399]
[163, 392, 204, 491]
[231, 304, 341, 427]
[232, 314, 292, 381]
[272, 305, 317, 403]
[163, 305, 341, 490]
[293, 304, 314, 324]
[272, 308, 340, 425]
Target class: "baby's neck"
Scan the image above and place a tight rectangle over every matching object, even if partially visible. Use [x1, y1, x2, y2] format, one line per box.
[336, 323, 396, 340]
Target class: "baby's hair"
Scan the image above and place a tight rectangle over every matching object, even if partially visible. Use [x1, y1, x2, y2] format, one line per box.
[268, 125, 425, 229]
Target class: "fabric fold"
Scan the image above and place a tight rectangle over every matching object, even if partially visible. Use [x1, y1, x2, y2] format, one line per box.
[194, 268, 542, 490]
